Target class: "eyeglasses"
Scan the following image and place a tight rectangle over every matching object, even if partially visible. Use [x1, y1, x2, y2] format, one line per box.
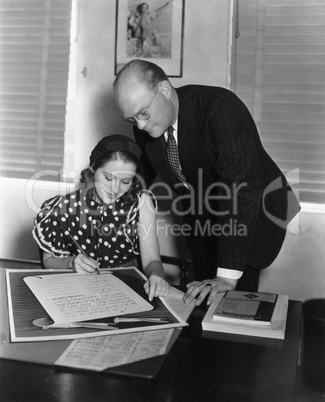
[124, 84, 161, 125]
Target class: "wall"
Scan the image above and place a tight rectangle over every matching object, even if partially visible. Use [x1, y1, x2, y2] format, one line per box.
[259, 209, 325, 302]
[0, 178, 75, 260]
[68, 0, 233, 173]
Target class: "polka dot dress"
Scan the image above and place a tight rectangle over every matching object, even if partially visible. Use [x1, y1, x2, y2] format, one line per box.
[33, 189, 154, 269]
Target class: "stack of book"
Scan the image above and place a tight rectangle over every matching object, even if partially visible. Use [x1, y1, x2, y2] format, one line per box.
[202, 290, 289, 339]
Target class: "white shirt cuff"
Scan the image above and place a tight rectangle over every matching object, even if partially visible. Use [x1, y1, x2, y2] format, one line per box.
[217, 268, 243, 280]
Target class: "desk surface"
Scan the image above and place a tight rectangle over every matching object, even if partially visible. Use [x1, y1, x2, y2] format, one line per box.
[0, 259, 302, 402]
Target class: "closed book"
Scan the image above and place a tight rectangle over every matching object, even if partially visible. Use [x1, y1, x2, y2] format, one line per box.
[202, 291, 288, 340]
[212, 290, 278, 325]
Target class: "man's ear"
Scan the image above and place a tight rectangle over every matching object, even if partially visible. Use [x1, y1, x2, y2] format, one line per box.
[160, 80, 172, 100]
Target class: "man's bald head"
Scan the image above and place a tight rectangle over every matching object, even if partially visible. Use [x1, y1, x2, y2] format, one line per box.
[113, 59, 169, 100]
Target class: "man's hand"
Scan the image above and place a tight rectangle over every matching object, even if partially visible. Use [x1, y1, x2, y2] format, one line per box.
[182, 277, 238, 306]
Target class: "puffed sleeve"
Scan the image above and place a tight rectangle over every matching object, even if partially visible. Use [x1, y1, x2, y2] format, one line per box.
[138, 189, 158, 212]
[32, 195, 72, 258]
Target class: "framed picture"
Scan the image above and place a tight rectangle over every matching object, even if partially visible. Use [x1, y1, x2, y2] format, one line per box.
[115, 0, 185, 77]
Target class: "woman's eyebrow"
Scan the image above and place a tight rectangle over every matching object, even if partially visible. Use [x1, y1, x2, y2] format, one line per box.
[102, 171, 134, 180]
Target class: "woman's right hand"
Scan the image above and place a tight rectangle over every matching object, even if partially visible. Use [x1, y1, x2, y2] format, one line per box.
[70, 254, 99, 274]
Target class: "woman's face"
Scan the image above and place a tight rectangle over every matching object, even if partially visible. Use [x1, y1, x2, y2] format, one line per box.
[93, 157, 137, 204]
[141, 4, 148, 12]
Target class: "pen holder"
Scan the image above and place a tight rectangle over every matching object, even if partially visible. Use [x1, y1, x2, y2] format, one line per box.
[301, 299, 325, 393]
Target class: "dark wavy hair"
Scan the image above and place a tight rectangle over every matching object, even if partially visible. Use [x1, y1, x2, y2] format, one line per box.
[79, 150, 145, 205]
[137, 3, 149, 13]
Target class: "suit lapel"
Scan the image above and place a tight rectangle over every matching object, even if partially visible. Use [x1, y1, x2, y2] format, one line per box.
[142, 87, 216, 192]
[177, 88, 204, 187]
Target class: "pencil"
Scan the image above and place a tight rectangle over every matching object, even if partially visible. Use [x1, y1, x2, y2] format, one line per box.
[68, 233, 100, 274]
[114, 317, 170, 323]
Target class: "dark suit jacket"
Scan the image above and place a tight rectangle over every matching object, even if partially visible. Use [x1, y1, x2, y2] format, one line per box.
[134, 85, 300, 272]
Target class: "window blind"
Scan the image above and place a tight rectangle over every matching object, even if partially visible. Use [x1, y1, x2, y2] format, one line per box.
[230, 0, 325, 204]
[0, 0, 72, 181]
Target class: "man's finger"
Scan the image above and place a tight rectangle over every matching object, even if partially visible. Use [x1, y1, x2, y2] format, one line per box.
[194, 286, 212, 306]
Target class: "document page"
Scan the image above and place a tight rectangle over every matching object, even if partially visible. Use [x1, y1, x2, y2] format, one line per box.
[164, 287, 195, 321]
[55, 329, 174, 371]
[23, 272, 153, 325]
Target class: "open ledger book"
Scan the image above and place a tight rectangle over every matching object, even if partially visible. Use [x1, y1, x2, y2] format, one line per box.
[2, 268, 196, 377]
[6, 268, 188, 342]
[23, 271, 154, 326]
[202, 291, 289, 339]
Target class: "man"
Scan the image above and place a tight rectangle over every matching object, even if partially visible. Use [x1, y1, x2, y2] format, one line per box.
[113, 59, 300, 306]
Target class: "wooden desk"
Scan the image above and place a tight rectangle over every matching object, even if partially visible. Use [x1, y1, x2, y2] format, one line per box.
[0, 258, 42, 270]
[0, 259, 302, 402]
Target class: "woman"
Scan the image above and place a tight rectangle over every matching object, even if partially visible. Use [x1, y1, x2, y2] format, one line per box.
[136, 2, 170, 51]
[33, 134, 169, 301]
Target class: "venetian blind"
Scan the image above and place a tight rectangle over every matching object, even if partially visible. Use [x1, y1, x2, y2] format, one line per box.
[230, 0, 325, 204]
[0, 0, 72, 181]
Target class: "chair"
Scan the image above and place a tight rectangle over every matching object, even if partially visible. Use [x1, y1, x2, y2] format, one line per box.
[160, 255, 191, 290]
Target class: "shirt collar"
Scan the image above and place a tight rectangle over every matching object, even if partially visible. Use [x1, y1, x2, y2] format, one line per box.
[164, 119, 178, 141]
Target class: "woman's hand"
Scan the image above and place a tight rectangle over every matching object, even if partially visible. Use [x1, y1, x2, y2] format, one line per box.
[143, 275, 170, 301]
[182, 277, 237, 306]
[70, 254, 99, 274]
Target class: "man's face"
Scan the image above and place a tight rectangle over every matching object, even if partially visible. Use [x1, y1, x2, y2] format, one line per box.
[116, 81, 173, 139]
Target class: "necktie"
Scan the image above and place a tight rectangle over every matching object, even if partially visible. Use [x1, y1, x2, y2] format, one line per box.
[166, 126, 186, 182]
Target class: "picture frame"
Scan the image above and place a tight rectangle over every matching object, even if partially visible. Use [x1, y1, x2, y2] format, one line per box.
[115, 0, 185, 77]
